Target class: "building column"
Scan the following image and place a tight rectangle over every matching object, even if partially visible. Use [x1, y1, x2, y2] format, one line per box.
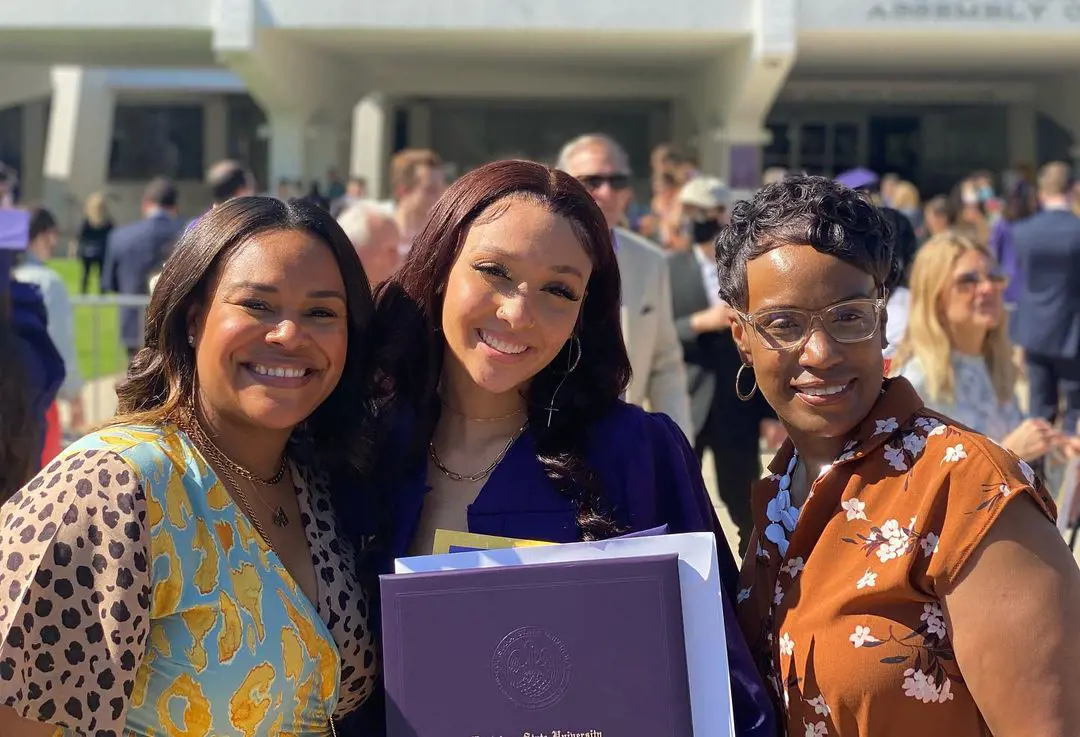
[351, 92, 391, 198]
[43, 66, 114, 233]
[692, 0, 795, 187]
[267, 109, 307, 188]
[20, 99, 47, 203]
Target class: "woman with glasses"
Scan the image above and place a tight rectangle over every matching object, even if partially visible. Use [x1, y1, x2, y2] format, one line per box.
[891, 232, 1072, 462]
[721, 176, 1080, 736]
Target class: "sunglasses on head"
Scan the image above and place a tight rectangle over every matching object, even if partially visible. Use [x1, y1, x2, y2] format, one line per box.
[577, 174, 632, 192]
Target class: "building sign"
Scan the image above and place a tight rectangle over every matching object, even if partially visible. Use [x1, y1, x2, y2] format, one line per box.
[867, 1, 1080, 22]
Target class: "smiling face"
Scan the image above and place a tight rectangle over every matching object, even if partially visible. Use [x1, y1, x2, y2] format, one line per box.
[440, 197, 592, 399]
[939, 247, 1006, 335]
[732, 244, 885, 446]
[189, 228, 349, 432]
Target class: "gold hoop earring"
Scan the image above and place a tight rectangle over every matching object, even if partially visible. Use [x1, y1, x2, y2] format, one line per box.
[735, 363, 757, 402]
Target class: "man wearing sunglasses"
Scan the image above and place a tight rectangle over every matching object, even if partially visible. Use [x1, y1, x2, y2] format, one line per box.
[556, 134, 692, 440]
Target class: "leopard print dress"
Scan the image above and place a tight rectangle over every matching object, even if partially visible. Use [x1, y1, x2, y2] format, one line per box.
[0, 423, 378, 736]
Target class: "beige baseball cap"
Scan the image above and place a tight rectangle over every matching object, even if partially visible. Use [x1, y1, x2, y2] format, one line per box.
[678, 176, 732, 209]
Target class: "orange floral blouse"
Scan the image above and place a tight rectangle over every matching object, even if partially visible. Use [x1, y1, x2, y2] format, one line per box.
[736, 378, 1057, 737]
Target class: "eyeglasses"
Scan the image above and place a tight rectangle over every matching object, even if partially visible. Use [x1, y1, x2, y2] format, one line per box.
[953, 270, 1009, 292]
[737, 297, 886, 351]
[576, 174, 632, 192]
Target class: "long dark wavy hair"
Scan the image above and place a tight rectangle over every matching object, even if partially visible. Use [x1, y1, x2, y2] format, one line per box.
[114, 196, 384, 482]
[373, 160, 632, 539]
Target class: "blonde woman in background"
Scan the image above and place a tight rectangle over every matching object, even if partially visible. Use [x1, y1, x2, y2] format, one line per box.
[892, 232, 1073, 461]
[76, 191, 114, 294]
[890, 179, 923, 235]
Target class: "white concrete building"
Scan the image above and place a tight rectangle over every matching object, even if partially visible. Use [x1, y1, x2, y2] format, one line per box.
[1, 0, 1079, 226]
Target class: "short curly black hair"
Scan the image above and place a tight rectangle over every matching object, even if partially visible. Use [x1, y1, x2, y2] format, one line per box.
[715, 175, 895, 311]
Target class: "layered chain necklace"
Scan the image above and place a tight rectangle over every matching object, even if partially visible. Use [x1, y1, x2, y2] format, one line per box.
[429, 420, 529, 483]
[183, 412, 291, 544]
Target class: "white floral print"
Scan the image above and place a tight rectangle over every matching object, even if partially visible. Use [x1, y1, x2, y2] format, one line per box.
[875, 417, 899, 435]
[774, 580, 785, 606]
[1018, 459, 1036, 486]
[902, 431, 927, 457]
[914, 415, 943, 432]
[868, 519, 915, 562]
[737, 587, 753, 604]
[856, 569, 878, 589]
[849, 625, 880, 648]
[920, 532, 939, 558]
[779, 632, 795, 657]
[920, 602, 948, 639]
[928, 422, 947, 437]
[837, 439, 860, 463]
[804, 721, 828, 737]
[806, 695, 831, 717]
[884, 443, 908, 472]
[903, 668, 955, 704]
[781, 557, 805, 579]
[943, 444, 967, 463]
[841, 498, 867, 521]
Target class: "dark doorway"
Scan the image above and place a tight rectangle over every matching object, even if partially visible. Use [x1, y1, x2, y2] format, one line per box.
[869, 116, 921, 184]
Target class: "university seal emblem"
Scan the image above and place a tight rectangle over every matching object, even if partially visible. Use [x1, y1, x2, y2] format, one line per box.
[491, 625, 572, 709]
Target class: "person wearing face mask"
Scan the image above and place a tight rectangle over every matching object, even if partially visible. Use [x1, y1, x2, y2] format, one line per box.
[723, 176, 1080, 737]
[667, 177, 782, 555]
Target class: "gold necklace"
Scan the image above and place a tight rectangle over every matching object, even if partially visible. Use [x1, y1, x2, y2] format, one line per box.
[184, 415, 291, 529]
[439, 399, 526, 423]
[428, 421, 529, 483]
[187, 409, 287, 485]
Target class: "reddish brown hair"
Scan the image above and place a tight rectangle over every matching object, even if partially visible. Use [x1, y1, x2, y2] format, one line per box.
[373, 159, 631, 539]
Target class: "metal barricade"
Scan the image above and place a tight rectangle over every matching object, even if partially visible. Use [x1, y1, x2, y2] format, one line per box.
[68, 294, 151, 425]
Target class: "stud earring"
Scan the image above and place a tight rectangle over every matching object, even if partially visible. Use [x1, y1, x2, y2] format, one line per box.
[187, 335, 195, 346]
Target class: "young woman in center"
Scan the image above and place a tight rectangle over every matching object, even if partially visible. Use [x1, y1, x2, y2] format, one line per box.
[370, 159, 775, 736]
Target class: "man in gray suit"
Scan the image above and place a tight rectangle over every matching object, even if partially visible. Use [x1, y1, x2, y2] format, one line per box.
[557, 134, 692, 439]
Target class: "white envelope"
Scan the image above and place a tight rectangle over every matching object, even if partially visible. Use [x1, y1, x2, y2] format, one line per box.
[394, 531, 734, 737]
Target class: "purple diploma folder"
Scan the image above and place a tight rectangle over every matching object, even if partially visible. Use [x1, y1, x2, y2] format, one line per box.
[380, 554, 694, 737]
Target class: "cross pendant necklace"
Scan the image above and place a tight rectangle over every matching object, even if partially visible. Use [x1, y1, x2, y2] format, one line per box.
[544, 402, 559, 427]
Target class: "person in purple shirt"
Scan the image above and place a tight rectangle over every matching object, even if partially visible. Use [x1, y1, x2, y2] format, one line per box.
[351, 160, 775, 736]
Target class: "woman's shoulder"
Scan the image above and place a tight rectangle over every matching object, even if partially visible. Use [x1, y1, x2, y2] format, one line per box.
[72, 421, 192, 468]
[589, 401, 686, 450]
[871, 408, 1056, 589]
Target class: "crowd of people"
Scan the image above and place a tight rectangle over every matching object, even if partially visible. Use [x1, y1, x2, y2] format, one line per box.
[0, 131, 1079, 737]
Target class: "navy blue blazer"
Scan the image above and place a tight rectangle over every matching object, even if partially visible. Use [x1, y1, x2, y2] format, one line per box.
[102, 213, 183, 349]
[1012, 208, 1080, 359]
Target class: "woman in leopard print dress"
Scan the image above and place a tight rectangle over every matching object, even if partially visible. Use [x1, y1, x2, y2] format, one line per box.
[0, 197, 384, 736]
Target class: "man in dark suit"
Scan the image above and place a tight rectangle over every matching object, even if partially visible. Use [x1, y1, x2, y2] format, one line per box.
[1013, 161, 1080, 435]
[668, 177, 780, 555]
[103, 177, 183, 360]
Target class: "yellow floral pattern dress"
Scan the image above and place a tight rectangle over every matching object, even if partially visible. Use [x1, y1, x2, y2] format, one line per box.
[0, 423, 378, 736]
